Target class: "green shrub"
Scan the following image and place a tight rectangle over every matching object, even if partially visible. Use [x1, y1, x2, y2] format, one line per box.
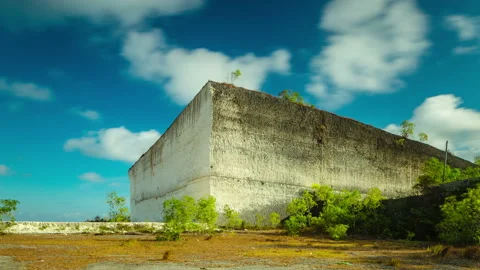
[0, 199, 19, 222]
[405, 231, 416, 241]
[310, 186, 362, 233]
[427, 244, 446, 256]
[356, 188, 386, 235]
[413, 158, 480, 194]
[223, 205, 242, 230]
[437, 184, 480, 245]
[279, 90, 315, 108]
[400, 120, 415, 138]
[269, 212, 281, 228]
[156, 223, 181, 241]
[255, 213, 265, 229]
[395, 138, 405, 146]
[160, 195, 218, 240]
[284, 185, 385, 238]
[326, 224, 349, 240]
[284, 215, 307, 236]
[287, 190, 316, 225]
[195, 195, 218, 231]
[163, 196, 197, 225]
[106, 192, 130, 222]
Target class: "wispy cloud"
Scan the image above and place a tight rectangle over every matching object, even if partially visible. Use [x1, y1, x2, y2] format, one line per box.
[0, 77, 54, 101]
[306, 0, 429, 109]
[78, 172, 104, 183]
[453, 45, 478, 55]
[71, 107, 101, 121]
[445, 15, 480, 55]
[0, 164, 11, 176]
[446, 15, 479, 41]
[64, 126, 160, 163]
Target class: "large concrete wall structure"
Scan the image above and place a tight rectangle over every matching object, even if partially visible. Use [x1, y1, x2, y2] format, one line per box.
[129, 81, 474, 222]
[128, 87, 213, 222]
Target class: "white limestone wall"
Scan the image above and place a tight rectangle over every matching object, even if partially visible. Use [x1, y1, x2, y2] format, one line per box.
[128, 85, 213, 221]
[207, 82, 474, 222]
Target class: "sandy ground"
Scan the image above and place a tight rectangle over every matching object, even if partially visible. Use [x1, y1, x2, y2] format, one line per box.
[0, 231, 479, 270]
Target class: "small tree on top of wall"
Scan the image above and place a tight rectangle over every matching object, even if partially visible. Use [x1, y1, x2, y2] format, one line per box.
[230, 69, 241, 83]
[279, 90, 315, 108]
[400, 120, 415, 138]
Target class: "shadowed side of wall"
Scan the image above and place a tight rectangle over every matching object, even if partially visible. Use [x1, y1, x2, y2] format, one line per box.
[128, 85, 213, 221]
[208, 82, 474, 221]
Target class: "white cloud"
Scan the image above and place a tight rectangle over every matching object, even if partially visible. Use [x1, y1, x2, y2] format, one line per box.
[0, 0, 205, 30]
[64, 126, 161, 163]
[122, 29, 291, 104]
[453, 46, 478, 55]
[0, 77, 54, 101]
[71, 108, 101, 121]
[445, 15, 479, 41]
[384, 94, 480, 162]
[307, 0, 429, 109]
[0, 164, 10, 176]
[79, 172, 104, 183]
[109, 182, 122, 187]
[445, 15, 480, 55]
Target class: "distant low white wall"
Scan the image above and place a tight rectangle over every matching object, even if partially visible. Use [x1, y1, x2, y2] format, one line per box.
[1, 222, 164, 234]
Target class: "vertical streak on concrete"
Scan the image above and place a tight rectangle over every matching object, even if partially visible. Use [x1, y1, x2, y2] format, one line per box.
[128, 83, 214, 221]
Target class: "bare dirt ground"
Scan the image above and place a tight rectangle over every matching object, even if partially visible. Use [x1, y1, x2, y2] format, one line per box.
[0, 230, 479, 270]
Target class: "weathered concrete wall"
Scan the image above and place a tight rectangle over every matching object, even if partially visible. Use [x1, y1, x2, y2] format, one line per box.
[129, 81, 474, 222]
[128, 85, 213, 222]
[208, 82, 474, 220]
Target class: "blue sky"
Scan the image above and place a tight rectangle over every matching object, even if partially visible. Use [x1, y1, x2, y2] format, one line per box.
[0, 0, 479, 221]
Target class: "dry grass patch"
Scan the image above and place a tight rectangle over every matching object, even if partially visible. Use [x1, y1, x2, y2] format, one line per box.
[0, 232, 479, 270]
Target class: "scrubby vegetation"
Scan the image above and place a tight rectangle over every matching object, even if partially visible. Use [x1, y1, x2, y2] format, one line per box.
[148, 155, 479, 249]
[413, 157, 480, 194]
[283, 184, 385, 239]
[437, 183, 480, 245]
[279, 90, 315, 108]
[106, 191, 130, 222]
[0, 199, 19, 234]
[0, 199, 19, 222]
[157, 195, 218, 241]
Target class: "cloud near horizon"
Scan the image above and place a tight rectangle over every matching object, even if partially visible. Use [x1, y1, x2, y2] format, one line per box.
[122, 29, 291, 104]
[307, 0, 430, 109]
[384, 94, 480, 162]
[64, 127, 161, 163]
[0, 77, 54, 101]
